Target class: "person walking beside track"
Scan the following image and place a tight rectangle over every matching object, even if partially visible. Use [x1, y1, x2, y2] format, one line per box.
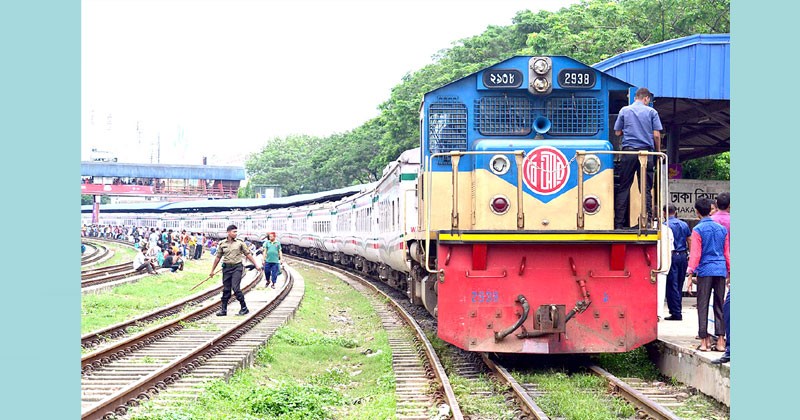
[209, 224, 262, 316]
[262, 232, 284, 289]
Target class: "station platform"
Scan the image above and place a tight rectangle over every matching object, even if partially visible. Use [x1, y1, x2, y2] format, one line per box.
[652, 295, 730, 406]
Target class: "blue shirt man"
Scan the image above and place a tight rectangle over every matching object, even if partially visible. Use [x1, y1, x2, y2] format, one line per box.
[664, 204, 690, 320]
[687, 198, 730, 351]
[615, 100, 663, 151]
[613, 87, 663, 229]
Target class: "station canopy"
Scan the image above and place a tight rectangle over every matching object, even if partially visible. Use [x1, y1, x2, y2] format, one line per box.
[594, 34, 730, 162]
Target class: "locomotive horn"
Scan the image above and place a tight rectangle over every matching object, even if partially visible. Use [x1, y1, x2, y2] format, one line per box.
[533, 115, 551, 135]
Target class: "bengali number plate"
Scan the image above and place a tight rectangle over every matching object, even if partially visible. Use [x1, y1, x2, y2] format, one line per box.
[483, 69, 523, 89]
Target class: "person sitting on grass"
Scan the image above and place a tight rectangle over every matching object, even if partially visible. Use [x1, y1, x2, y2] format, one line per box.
[162, 249, 185, 272]
[133, 245, 158, 275]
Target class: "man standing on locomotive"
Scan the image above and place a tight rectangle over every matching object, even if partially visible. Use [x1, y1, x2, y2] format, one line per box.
[209, 224, 262, 316]
[613, 87, 663, 229]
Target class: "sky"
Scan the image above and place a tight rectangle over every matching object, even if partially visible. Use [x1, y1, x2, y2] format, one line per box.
[82, 0, 580, 166]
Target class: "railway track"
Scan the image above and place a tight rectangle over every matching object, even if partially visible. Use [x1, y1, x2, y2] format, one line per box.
[81, 267, 246, 350]
[81, 242, 109, 266]
[289, 254, 723, 420]
[292, 258, 462, 420]
[81, 262, 141, 289]
[485, 357, 717, 420]
[80, 267, 302, 420]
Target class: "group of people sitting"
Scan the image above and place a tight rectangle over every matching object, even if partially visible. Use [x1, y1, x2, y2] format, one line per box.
[132, 243, 187, 275]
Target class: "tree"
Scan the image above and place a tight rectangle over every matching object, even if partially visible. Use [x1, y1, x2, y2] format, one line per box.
[81, 195, 110, 205]
[237, 182, 253, 198]
[682, 152, 729, 180]
[243, 0, 730, 194]
[245, 135, 325, 195]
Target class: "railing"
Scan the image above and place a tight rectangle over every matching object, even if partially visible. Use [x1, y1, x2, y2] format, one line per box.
[421, 149, 669, 274]
[80, 183, 239, 198]
[424, 150, 525, 273]
[576, 150, 668, 232]
[153, 184, 239, 197]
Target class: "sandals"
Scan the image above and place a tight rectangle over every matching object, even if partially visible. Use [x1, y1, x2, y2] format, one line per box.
[696, 344, 709, 352]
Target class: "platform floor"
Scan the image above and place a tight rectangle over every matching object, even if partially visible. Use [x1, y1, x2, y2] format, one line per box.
[658, 295, 729, 362]
[655, 295, 730, 406]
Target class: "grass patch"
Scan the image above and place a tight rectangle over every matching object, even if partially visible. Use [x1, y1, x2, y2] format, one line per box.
[88, 241, 138, 268]
[593, 347, 661, 381]
[179, 320, 220, 332]
[673, 394, 730, 420]
[514, 370, 635, 420]
[428, 332, 515, 419]
[81, 254, 217, 334]
[449, 374, 514, 419]
[131, 265, 396, 420]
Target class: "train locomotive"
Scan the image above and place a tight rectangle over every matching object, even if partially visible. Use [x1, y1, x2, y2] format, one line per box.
[82, 55, 669, 355]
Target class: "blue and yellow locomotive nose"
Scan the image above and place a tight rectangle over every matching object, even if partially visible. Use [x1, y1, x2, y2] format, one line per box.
[469, 138, 615, 231]
[416, 55, 664, 354]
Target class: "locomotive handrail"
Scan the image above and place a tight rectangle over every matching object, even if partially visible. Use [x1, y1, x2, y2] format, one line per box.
[575, 150, 669, 229]
[576, 150, 670, 274]
[424, 150, 526, 274]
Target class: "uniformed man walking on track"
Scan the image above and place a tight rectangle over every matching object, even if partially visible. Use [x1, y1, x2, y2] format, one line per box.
[209, 224, 262, 316]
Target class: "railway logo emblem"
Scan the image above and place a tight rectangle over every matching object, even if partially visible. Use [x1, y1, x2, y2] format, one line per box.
[522, 146, 570, 195]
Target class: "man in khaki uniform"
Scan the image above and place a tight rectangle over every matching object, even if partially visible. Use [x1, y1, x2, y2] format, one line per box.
[209, 224, 262, 316]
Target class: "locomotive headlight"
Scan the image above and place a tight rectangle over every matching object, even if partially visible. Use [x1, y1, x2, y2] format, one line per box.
[490, 195, 510, 215]
[532, 77, 550, 93]
[531, 58, 550, 75]
[582, 154, 601, 175]
[489, 155, 510, 175]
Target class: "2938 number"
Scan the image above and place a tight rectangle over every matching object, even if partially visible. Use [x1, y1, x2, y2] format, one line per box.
[557, 68, 596, 88]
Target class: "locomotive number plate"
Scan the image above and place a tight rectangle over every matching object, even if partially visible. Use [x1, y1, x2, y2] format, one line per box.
[471, 290, 499, 303]
[483, 69, 523, 89]
[557, 68, 596, 88]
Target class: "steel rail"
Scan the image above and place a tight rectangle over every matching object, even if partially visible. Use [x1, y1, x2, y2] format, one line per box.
[82, 270, 288, 420]
[588, 365, 681, 420]
[481, 354, 550, 420]
[81, 262, 131, 279]
[81, 268, 262, 371]
[293, 257, 464, 420]
[81, 281, 226, 349]
[81, 242, 109, 265]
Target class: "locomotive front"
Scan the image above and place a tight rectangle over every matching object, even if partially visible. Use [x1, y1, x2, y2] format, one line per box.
[410, 56, 668, 354]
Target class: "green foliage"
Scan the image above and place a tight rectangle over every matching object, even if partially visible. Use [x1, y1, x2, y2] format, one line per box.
[682, 152, 730, 180]
[517, 370, 635, 419]
[237, 181, 254, 198]
[594, 346, 662, 381]
[82, 194, 110, 205]
[131, 266, 396, 420]
[245, 381, 344, 419]
[274, 329, 358, 348]
[244, 0, 729, 194]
